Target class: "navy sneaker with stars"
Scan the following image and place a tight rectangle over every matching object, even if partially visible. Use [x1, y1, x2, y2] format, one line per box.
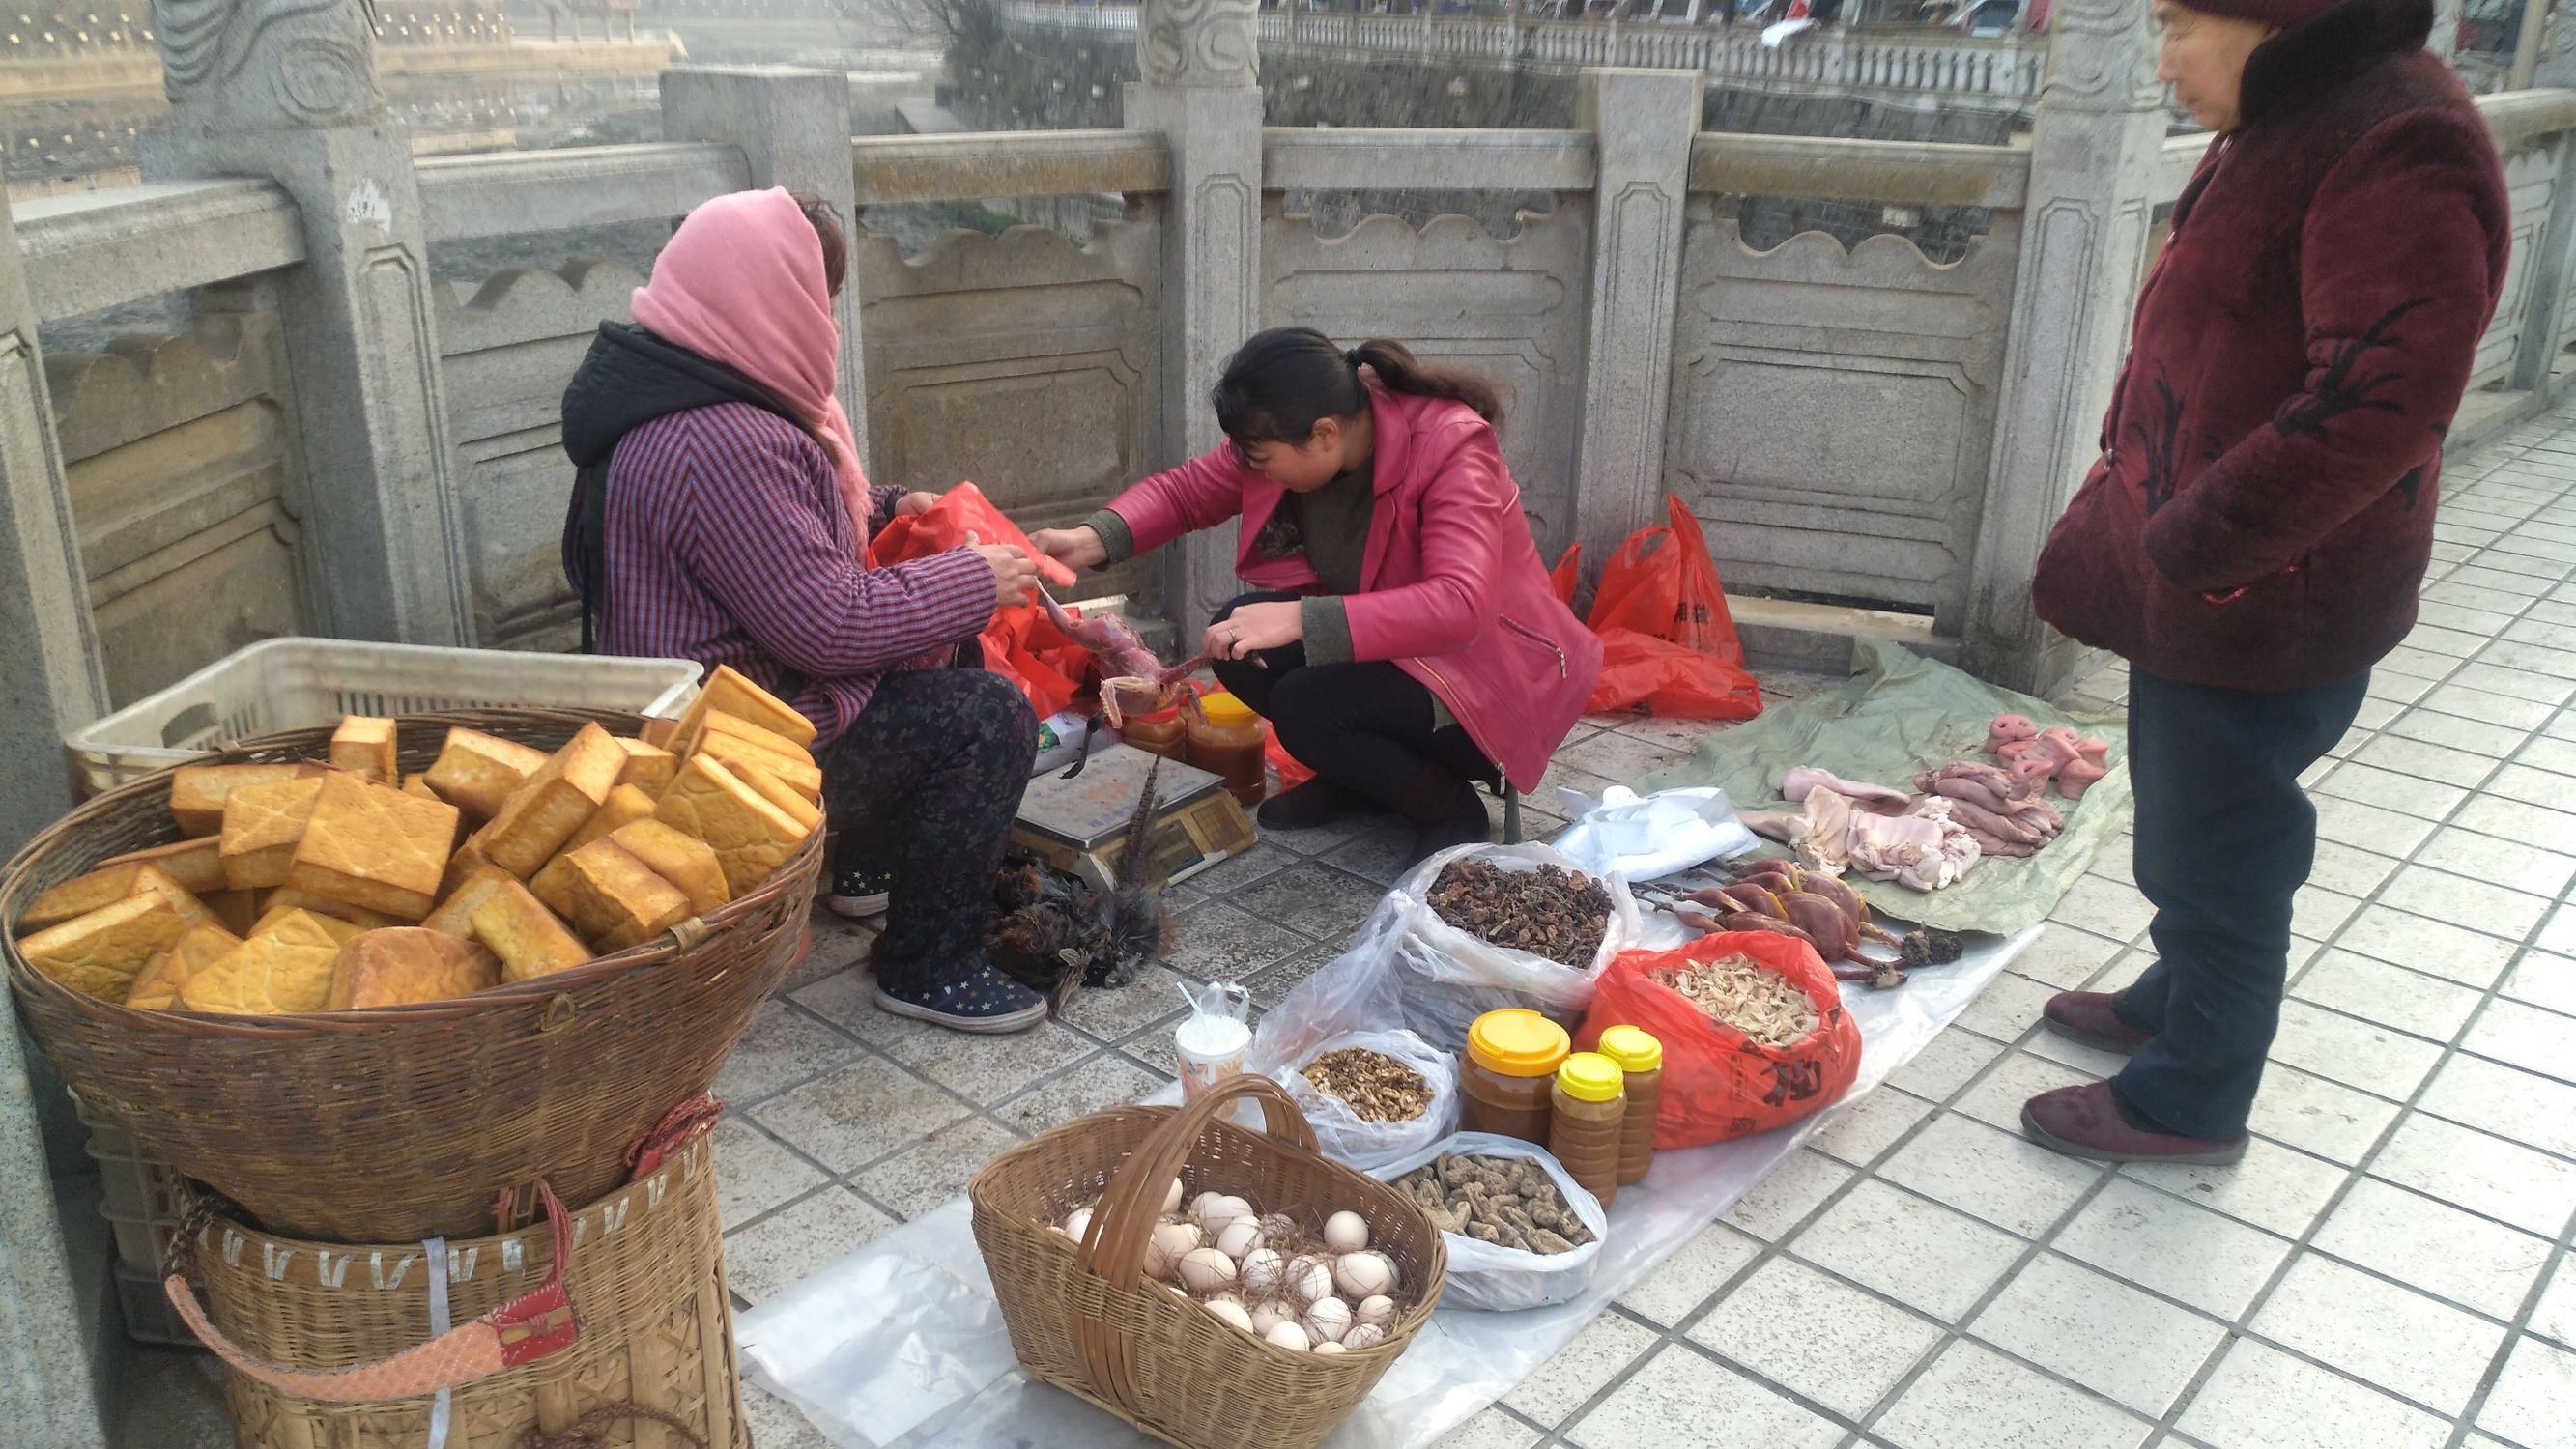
[825, 866, 892, 921]
[873, 961, 1048, 1035]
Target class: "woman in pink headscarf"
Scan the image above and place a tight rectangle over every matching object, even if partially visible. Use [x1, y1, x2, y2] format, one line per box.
[560, 187, 1050, 1036]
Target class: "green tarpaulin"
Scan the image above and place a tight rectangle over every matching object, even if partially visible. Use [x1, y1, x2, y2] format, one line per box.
[1639, 638, 2134, 938]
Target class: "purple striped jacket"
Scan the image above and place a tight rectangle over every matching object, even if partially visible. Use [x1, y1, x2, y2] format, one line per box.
[572, 401, 995, 747]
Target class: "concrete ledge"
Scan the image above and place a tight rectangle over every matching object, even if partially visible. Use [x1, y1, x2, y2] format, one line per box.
[14, 180, 301, 319]
[418, 142, 748, 242]
[850, 129, 1170, 205]
[1689, 132, 2029, 210]
[1727, 594, 1958, 675]
[1263, 128, 1596, 192]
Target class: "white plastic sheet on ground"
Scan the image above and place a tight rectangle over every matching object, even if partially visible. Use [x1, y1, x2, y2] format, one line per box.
[739, 897, 2033, 1449]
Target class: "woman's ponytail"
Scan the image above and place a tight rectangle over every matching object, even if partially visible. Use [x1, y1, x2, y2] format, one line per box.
[1213, 327, 1505, 459]
[1344, 338, 1504, 431]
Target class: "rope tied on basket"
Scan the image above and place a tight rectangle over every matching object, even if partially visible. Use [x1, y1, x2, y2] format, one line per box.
[517, 1404, 709, 1449]
[626, 1093, 723, 1181]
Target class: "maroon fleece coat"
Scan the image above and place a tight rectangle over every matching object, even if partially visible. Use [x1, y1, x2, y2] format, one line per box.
[2031, 0, 2510, 691]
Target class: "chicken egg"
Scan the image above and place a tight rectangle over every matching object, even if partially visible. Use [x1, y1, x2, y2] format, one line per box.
[1302, 1295, 1352, 1345]
[1342, 1323, 1387, 1350]
[1163, 1179, 1185, 1216]
[1284, 1255, 1335, 1305]
[1239, 1247, 1286, 1295]
[1194, 1194, 1254, 1239]
[1354, 1294, 1395, 1331]
[1323, 1211, 1370, 1253]
[1190, 1191, 1224, 1222]
[1249, 1299, 1297, 1335]
[1332, 1251, 1397, 1301]
[1144, 1222, 1202, 1280]
[1203, 1296, 1254, 1332]
[1263, 1321, 1311, 1352]
[1215, 1219, 1264, 1262]
[1312, 1341, 1349, 1356]
[1177, 1247, 1238, 1294]
[1061, 1207, 1094, 1242]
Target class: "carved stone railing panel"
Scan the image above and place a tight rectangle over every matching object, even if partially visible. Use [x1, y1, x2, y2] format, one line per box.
[854, 211, 1165, 610]
[436, 257, 643, 648]
[1261, 198, 1589, 560]
[45, 307, 312, 704]
[1664, 198, 2020, 630]
[2474, 137, 2560, 390]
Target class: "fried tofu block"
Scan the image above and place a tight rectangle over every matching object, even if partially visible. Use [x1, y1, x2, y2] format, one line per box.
[329, 717, 399, 783]
[695, 710, 816, 768]
[126, 866, 223, 935]
[179, 910, 342, 1014]
[126, 924, 245, 1011]
[169, 762, 325, 838]
[472, 724, 625, 880]
[612, 736, 679, 798]
[248, 903, 367, 947]
[284, 772, 459, 922]
[558, 784, 658, 859]
[608, 820, 730, 915]
[469, 878, 592, 982]
[735, 762, 823, 833]
[20, 892, 190, 1003]
[422, 864, 516, 939]
[260, 888, 402, 932]
[423, 728, 550, 821]
[325, 928, 501, 1010]
[218, 777, 326, 891]
[531, 839, 690, 953]
[697, 733, 824, 804]
[653, 755, 812, 898]
[19, 838, 222, 932]
[205, 888, 261, 937]
[402, 773, 442, 801]
[671, 665, 817, 753]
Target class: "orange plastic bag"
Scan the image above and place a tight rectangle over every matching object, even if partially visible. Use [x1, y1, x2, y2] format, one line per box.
[864, 480, 1078, 588]
[1576, 932, 1861, 1150]
[1266, 730, 1316, 790]
[1584, 497, 1760, 719]
[1549, 543, 1581, 608]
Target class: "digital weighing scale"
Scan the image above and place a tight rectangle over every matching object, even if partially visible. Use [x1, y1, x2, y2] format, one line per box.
[1010, 741, 1256, 891]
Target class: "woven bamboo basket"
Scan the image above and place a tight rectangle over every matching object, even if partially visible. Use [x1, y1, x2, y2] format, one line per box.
[183, 1132, 744, 1449]
[968, 1076, 1448, 1449]
[2, 707, 820, 1242]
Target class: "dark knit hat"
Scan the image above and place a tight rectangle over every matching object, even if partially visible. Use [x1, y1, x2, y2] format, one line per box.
[2171, 0, 2338, 28]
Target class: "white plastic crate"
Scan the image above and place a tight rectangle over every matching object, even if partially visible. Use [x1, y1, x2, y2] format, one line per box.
[64, 638, 702, 794]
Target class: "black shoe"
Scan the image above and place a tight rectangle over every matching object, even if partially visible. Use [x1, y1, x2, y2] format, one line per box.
[1402, 779, 1493, 867]
[873, 961, 1049, 1035]
[826, 867, 892, 921]
[1256, 778, 1384, 831]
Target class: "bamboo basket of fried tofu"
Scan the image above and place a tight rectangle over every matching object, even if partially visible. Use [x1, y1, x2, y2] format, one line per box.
[3, 669, 829, 1242]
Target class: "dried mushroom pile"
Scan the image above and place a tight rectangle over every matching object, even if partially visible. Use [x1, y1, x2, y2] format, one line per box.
[1302, 1048, 1431, 1122]
[1425, 860, 1611, 969]
[1653, 954, 1818, 1048]
[1392, 1153, 1594, 1256]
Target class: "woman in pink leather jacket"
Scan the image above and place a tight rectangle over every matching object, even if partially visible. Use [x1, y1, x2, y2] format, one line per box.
[1033, 327, 1602, 866]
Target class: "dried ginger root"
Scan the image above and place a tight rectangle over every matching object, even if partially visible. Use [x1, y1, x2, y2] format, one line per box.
[1392, 1154, 1590, 1257]
[1652, 953, 1820, 1048]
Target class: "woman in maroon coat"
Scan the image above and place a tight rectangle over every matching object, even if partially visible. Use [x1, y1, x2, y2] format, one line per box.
[2021, 0, 2508, 1162]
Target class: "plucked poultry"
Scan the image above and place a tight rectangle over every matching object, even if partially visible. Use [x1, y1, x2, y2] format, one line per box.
[1034, 592, 1211, 724]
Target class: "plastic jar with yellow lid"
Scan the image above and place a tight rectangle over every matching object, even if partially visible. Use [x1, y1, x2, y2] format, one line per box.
[1594, 1025, 1664, 1186]
[1458, 1009, 1569, 1146]
[1549, 1052, 1627, 1208]
[1186, 692, 1267, 807]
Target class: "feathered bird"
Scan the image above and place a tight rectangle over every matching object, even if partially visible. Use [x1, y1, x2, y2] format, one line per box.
[985, 755, 1173, 1012]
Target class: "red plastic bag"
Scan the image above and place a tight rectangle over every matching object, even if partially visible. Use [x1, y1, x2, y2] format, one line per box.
[865, 480, 1078, 588]
[1549, 543, 1581, 608]
[1577, 932, 1862, 1150]
[1584, 497, 1760, 719]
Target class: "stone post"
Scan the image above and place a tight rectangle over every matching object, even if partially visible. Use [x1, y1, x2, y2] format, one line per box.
[1570, 68, 1701, 583]
[1125, 0, 1263, 628]
[2511, 0, 2553, 90]
[2515, 132, 2576, 392]
[0, 192, 113, 1449]
[139, 0, 474, 645]
[660, 67, 871, 471]
[1961, 0, 2166, 694]
[2431, 0, 2464, 59]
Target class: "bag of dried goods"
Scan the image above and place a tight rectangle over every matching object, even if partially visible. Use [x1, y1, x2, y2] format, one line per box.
[1368, 1134, 1606, 1312]
[1266, 1029, 1459, 1172]
[1388, 843, 1645, 1043]
[1577, 932, 1861, 1150]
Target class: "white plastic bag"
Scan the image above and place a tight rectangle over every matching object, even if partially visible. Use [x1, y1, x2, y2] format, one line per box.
[1389, 842, 1645, 1044]
[1548, 784, 1760, 881]
[1261, 1028, 1460, 1173]
[1368, 1133, 1608, 1313]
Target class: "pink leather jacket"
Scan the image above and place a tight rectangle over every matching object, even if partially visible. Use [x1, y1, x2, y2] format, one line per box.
[1102, 389, 1601, 793]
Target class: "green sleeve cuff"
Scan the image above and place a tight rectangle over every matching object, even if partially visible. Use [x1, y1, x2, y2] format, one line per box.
[1081, 508, 1134, 566]
[1301, 595, 1355, 665]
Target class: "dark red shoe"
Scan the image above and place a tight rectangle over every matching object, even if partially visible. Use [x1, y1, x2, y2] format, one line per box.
[2043, 990, 2156, 1055]
[2021, 1081, 2247, 1165]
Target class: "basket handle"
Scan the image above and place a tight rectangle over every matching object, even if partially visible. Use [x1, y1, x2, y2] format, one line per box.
[161, 1181, 583, 1403]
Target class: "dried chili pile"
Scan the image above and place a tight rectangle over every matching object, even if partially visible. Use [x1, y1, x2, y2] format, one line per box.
[1652, 954, 1818, 1047]
[1425, 859, 1611, 969]
[1301, 1047, 1431, 1122]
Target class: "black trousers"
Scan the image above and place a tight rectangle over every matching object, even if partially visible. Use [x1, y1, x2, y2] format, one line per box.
[2111, 665, 2369, 1141]
[1209, 592, 1494, 806]
[821, 668, 1037, 988]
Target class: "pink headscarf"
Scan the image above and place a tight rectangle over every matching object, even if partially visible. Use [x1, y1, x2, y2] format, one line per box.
[631, 188, 872, 547]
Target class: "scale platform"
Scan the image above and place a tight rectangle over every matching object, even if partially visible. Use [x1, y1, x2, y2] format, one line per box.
[1012, 742, 1255, 891]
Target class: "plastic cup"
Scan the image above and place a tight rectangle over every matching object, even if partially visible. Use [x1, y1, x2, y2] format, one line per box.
[1175, 1014, 1252, 1102]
